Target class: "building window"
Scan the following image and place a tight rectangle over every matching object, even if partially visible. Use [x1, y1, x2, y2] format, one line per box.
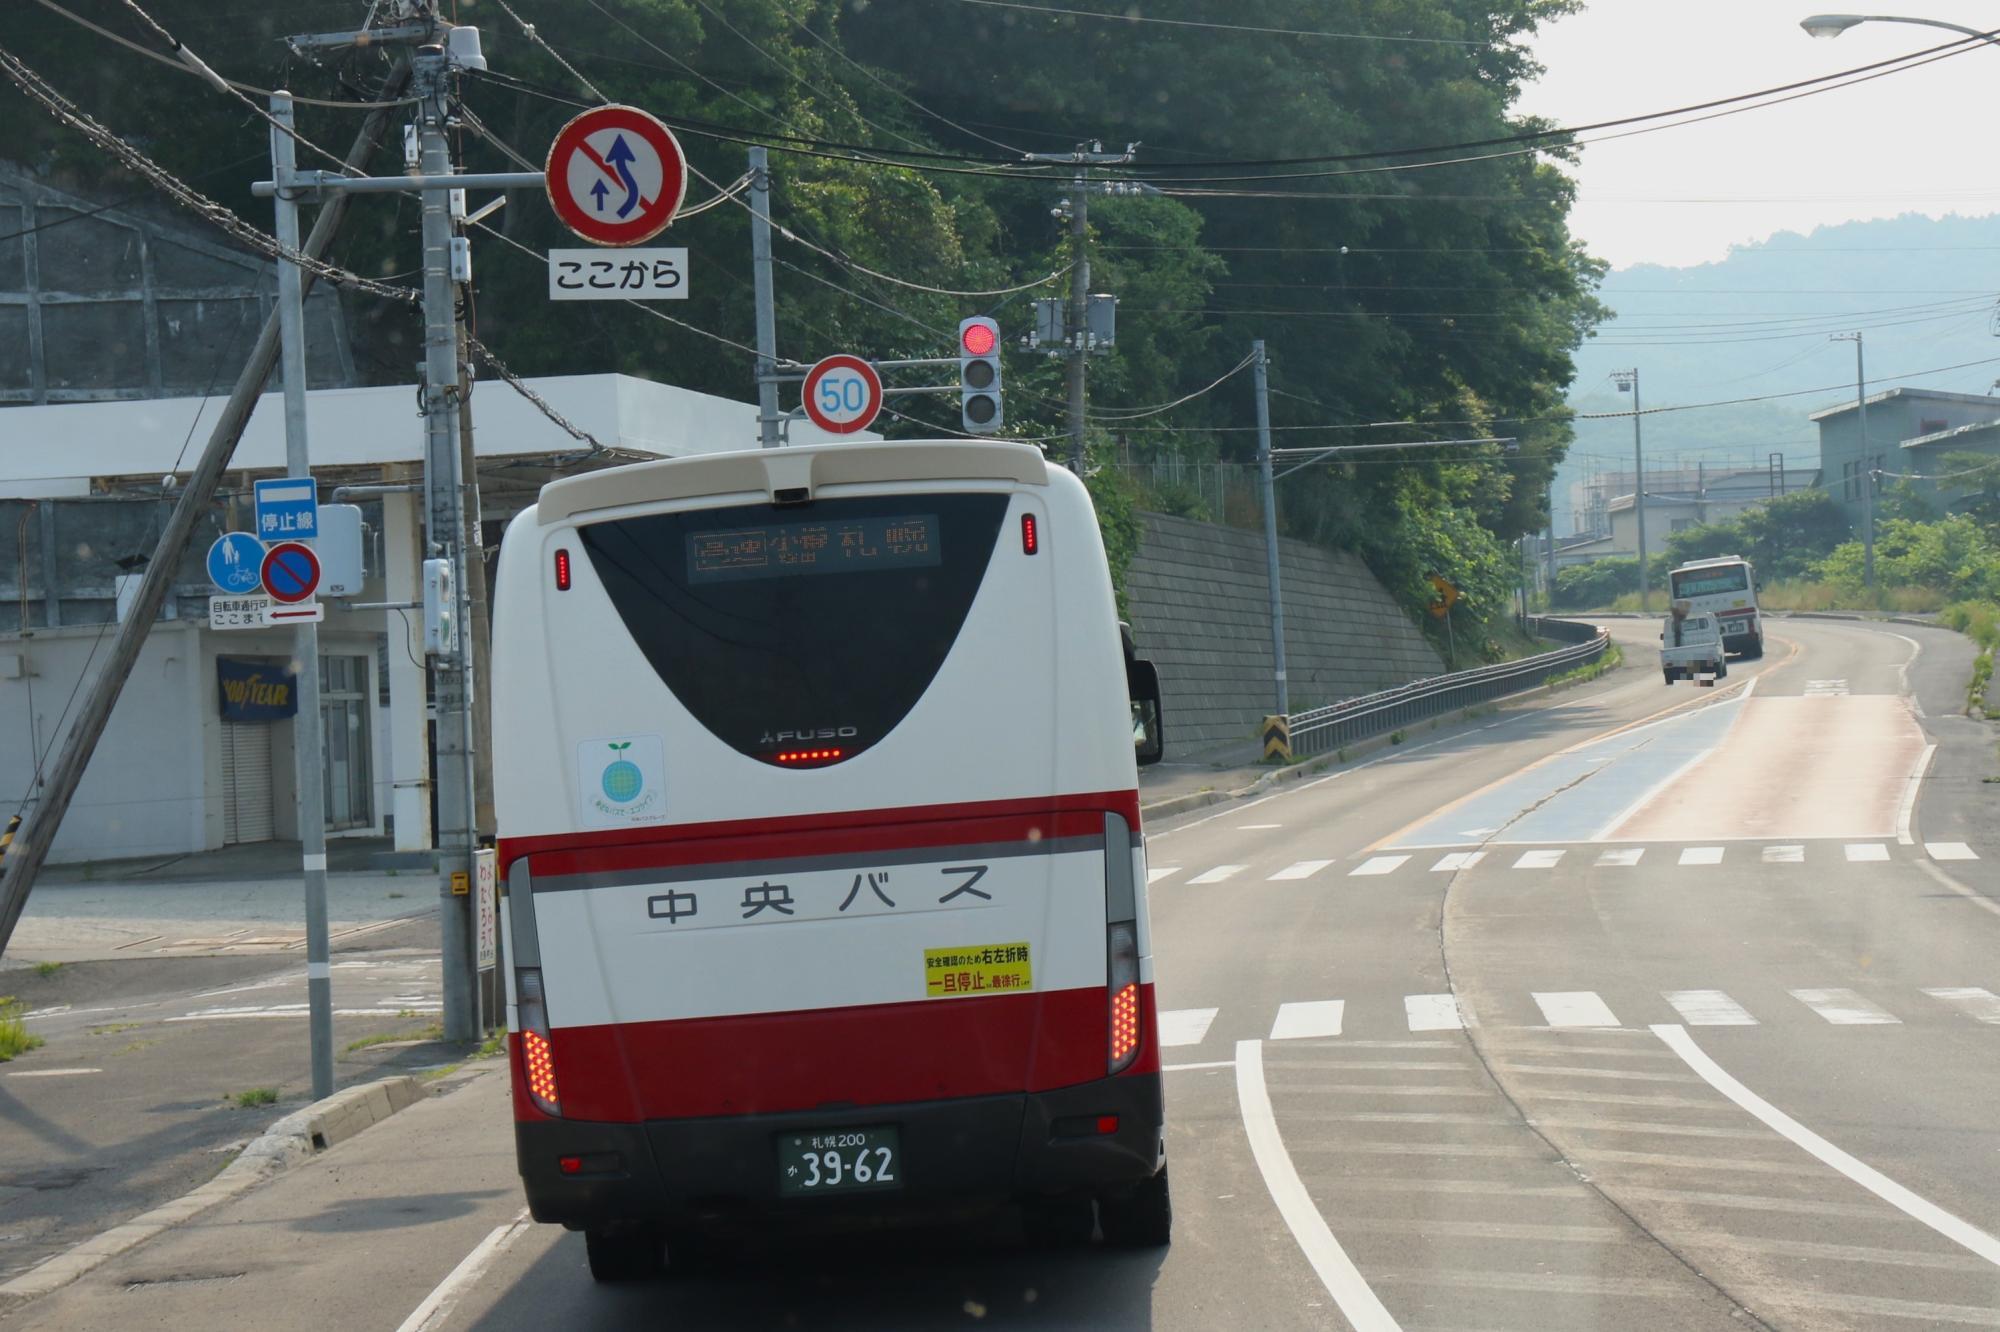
[1920, 418, 1946, 435]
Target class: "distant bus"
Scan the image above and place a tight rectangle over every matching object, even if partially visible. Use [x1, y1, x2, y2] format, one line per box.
[1666, 555, 1762, 659]
[491, 439, 1172, 1281]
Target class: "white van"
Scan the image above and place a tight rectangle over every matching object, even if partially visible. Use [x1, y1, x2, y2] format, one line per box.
[491, 440, 1170, 1279]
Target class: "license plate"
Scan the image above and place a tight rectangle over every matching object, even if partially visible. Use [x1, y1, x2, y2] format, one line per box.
[777, 1126, 901, 1197]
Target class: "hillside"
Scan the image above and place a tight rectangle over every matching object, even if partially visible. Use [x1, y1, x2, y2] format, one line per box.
[1556, 212, 2000, 533]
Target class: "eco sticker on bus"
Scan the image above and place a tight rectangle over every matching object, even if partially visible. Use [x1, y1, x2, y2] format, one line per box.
[924, 943, 1032, 998]
[576, 734, 666, 828]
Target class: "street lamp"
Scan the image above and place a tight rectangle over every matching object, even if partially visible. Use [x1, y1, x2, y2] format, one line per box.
[1800, 13, 1999, 43]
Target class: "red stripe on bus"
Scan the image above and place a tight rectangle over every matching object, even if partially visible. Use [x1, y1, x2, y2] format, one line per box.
[499, 790, 1141, 880]
[512, 983, 1160, 1123]
[1713, 607, 1757, 618]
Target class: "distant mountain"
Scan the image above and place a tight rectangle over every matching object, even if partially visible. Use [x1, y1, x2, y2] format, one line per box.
[1555, 213, 2000, 534]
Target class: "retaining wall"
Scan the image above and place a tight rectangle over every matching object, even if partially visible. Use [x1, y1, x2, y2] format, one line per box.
[1126, 512, 1445, 754]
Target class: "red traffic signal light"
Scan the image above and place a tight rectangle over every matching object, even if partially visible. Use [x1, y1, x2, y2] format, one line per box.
[961, 321, 998, 356]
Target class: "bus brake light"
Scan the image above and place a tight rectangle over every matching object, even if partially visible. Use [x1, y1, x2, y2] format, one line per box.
[523, 1028, 560, 1110]
[554, 549, 572, 591]
[1110, 982, 1139, 1067]
[773, 748, 845, 766]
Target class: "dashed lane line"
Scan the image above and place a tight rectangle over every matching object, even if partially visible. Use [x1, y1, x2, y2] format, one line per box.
[1652, 1023, 2000, 1270]
[1594, 847, 1645, 867]
[1269, 1000, 1344, 1040]
[1762, 844, 1805, 863]
[1663, 990, 1758, 1026]
[1146, 867, 1179, 884]
[1927, 842, 1978, 861]
[1790, 988, 1900, 1025]
[1158, 1007, 1219, 1047]
[1923, 987, 2000, 1023]
[1512, 849, 1565, 869]
[1532, 991, 1622, 1028]
[1404, 993, 1469, 1031]
[1234, 1039, 1402, 1331]
[1845, 843, 1890, 863]
[1429, 852, 1483, 872]
[1268, 860, 1333, 881]
[1350, 855, 1409, 877]
[1186, 864, 1246, 884]
[1677, 846, 1723, 865]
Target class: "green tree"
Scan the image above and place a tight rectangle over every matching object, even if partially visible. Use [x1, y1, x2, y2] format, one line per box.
[1939, 451, 2000, 536]
[1552, 556, 1639, 610]
[1816, 515, 2000, 598]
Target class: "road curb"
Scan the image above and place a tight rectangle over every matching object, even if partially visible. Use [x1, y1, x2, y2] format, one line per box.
[0, 1075, 430, 1310]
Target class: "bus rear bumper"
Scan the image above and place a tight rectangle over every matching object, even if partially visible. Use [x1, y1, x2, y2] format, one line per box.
[516, 1073, 1165, 1232]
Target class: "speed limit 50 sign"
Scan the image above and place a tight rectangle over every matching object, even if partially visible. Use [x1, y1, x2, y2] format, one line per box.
[800, 355, 883, 435]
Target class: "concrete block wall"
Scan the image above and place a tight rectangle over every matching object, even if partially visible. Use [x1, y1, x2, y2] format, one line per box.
[1126, 512, 1445, 755]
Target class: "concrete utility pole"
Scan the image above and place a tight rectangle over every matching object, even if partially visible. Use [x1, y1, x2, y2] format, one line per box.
[269, 90, 335, 1100]
[749, 146, 781, 449]
[1022, 142, 1135, 472]
[1252, 340, 1286, 717]
[1613, 368, 1649, 611]
[413, 47, 481, 1043]
[0, 66, 413, 957]
[1544, 478, 1557, 607]
[1832, 331, 1875, 593]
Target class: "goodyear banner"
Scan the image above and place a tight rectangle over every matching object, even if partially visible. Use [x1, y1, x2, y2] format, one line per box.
[216, 656, 298, 723]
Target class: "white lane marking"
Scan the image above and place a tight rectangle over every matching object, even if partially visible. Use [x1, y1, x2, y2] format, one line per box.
[1595, 847, 1645, 867]
[1884, 629, 1925, 716]
[1235, 1040, 1403, 1330]
[1805, 679, 1849, 697]
[6, 1068, 102, 1078]
[1678, 847, 1724, 866]
[1238, 823, 1283, 830]
[1762, 844, 1805, 864]
[1163, 1059, 1236, 1073]
[1533, 991, 1621, 1028]
[1350, 855, 1409, 877]
[1512, 849, 1565, 869]
[1146, 867, 1180, 885]
[1790, 988, 1900, 1025]
[1844, 843, 1890, 863]
[395, 1208, 534, 1332]
[1922, 988, 2000, 1024]
[1664, 990, 1758, 1026]
[1914, 857, 2000, 923]
[1896, 744, 1936, 846]
[1652, 1023, 2000, 1269]
[1927, 842, 1978, 862]
[1405, 994, 1468, 1031]
[1269, 860, 1334, 881]
[1158, 1008, 1219, 1047]
[1271, 1001, 1345, 1041]
[1430, 852, 1484, 872]
[1187, 865, 1246, 884]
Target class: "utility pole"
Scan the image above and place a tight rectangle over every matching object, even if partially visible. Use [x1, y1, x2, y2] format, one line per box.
[1252, 340, 1286, 716]
[749, 146, 781, 449]
[1613, 369, 1648, 611]
[1544, 478, 1557, 608]
[1022, 141, 1135, 472]
[270, 91, 334, 1100]
[0, 66, 413, 958]
[1833, 331, 1875, 593]
[413, 46, 480, 1043]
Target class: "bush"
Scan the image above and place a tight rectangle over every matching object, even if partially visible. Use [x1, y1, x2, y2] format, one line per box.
[1552, 557, 1640, 609]
[1816, 516, 2000, 600]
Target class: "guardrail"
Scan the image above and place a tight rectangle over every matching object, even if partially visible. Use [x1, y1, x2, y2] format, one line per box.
[1285, 617, 1610, 758]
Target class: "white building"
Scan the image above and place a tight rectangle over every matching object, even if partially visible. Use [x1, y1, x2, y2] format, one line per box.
[0, 373, 869, 863]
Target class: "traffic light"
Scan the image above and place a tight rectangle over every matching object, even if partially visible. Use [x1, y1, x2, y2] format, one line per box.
[958, 316, 1003, 435]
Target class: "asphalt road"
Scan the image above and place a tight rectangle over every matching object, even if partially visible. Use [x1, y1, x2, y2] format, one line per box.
[6, 616, 1998, 1331]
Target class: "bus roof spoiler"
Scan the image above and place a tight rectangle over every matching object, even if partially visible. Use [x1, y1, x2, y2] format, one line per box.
[536, 441, 1051, 526]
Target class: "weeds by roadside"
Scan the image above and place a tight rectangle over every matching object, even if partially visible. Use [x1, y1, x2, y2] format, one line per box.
[229, 1087, 278, 1109]
[33, 961, 61, 979]
[1942, 601, 1999, 719]
[344, 1021, 445, 1054]
[0, 997, 44, 1062]
[1546, 644, 1623, 691]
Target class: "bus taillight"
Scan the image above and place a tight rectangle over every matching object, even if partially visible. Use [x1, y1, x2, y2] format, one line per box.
[517, 967, 561, 1115]
[1021, 513, 1039, 555]
[554, 549, 572, 591]
[1107, 921, 1141, 1073]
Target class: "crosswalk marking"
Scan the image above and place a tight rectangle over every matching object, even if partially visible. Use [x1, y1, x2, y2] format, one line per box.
[1926, 842, 1979, 861]
[1762, 845, 1805, 864]
[1533, 991, 1622, 1028]
[1269, 860, 1334, 881]
[1157, 1008, 1219, 1046]
[1791, 988, 1900, 1025]
[1513, 849, 1565, 869]
[1186, 865, 1246, 884]
[1664, 990, 1758, 1026]
[1405, 994, 1468, 1031]
[1595, 848, 1644, 868]
[1844, 843, 1890, 863]
[1270, 1000, 1345, 1040]
[1430, 852, 1485, 872]
[1146, 867, 1179, 885]
[1349, 855, 1410, 877]
[1678, 847, 1724, 866]
[1805, 679, 1849, 697]
[1922, 987, 2000, 1023]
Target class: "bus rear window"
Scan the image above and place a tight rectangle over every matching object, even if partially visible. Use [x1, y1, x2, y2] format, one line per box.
[578, 493, 1009, 766]
[1671, 566, 1748, 598]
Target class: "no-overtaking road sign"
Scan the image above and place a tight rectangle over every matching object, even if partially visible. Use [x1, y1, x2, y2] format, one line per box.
[545, 105, 687, 247]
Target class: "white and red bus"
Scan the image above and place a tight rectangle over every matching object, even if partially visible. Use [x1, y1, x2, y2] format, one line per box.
[492, 440, 1170, 1279]
[1666, 555, 1763, 659]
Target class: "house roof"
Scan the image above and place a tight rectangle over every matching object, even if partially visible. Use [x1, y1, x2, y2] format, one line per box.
[1808, 386, 2000, 423]
[1899, 417, 2000, 452]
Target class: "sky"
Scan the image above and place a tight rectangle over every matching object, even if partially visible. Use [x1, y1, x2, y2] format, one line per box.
[1516, 2, 2000, 270]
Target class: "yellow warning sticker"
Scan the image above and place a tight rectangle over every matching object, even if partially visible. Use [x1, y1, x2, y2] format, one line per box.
[924, 942, 1033, 998]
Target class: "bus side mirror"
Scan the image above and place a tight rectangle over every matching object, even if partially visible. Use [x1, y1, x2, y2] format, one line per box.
[1129, 658, 1164, 766]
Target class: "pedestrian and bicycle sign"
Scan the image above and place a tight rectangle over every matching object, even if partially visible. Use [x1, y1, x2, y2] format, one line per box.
[253, 476, 319, 541]
[801, 354, 883, 435]
[545, 105, 687, 247]
[207, 532, 266, 595]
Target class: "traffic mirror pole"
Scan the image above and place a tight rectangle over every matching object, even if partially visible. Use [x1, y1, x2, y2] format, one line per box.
[0, 64, 413, 960]
[270, 90, 336, 1100]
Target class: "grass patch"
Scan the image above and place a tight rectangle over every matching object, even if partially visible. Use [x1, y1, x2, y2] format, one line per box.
[344, 1021, 444, 1053]
[474, 1030, 507, 1059]
[0, 998, 44, 1062]
[1388, 730, 1405, 746]
[230, 1087, 279, 1109]
[1941, 601, 2000, 719]
[1546, 643, 1624, 691]
[88, 1022, 142, 1036]
[33, 961, 61, 979]
[116, 1039, 159, 1056]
